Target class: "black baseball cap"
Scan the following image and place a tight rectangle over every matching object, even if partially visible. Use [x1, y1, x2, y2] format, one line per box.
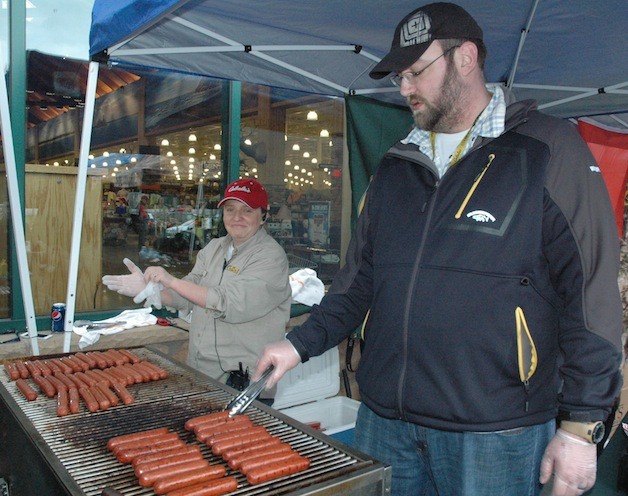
[369, 2, 483, 79]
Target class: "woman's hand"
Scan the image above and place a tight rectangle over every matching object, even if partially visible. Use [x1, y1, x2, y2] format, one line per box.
[144, 266, 176, 288]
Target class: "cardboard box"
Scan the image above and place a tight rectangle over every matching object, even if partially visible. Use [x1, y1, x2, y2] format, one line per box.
[274, 346, 360, 446]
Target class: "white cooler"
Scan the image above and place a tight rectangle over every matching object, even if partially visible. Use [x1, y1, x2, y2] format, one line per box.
[273, 346, 360, 446]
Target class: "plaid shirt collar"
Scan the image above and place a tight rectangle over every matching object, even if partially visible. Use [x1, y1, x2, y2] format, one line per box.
[402, 83, 507, 158]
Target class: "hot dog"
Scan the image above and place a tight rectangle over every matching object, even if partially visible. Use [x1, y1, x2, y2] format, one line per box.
[112, 432, 181, 456]
[211, 430, 272, 456]
[24, 361, 41, 378]
[83, 369, 104, 386]
[74, 352, 97, 369]
[94, 350, 115, 368]
[50, 358, 73, 375]
[227, 442, 294, 470]
[60, 356, 84, 373]
[245, 455, 311, 485]
[104, 366, 130, 386]
[117, 364, 141, 384]
[220, 436, 282, 462]
[195, 417, 254, 441]
[85, 351, 107, 369]
[89, 384, 111, 411]
[33, 375, 56, 398]
[65, 372, 91, 390]
[140, 361, 169, 379]
[108, 349, 129, 365]
[55, 373, 78, 391]
[91, 369, 116, 387]
[16, 378, 38, 401]
[57, 387, 70, 416]
[68, 386, 80, 414]
[205, 426, 268, 447]
[118, 348, 141, 364]
[35, 360, 52, 376]
[67, 355, 90, 372]
[75, 371, 98, 388]
[110, 381, 135, 405]
[14, 361, 29, 379]
[239, 450, 303, 474]
[164, 477, 238, 496]
[78, 387, 99, 412]
[193, 413, 252, 435]
[47, 374, 68, 394]
[152, 465, 227, 495]
[116, 439, 186, 464]
[134, 450, 204, 477]
[4, 362, 19, 381]
[96, 383, 119, 407]
[138, 458, 210, 487]
[107, 427, 170, 451]
[131, 445, 202, 469]
[131, 362, 158, 381]
[184, 411, 231, 431]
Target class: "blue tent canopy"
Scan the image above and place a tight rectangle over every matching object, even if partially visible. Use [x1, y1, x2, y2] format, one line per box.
[90, 0, 628, 124]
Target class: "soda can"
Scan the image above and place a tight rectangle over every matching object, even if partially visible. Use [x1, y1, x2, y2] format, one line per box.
[51, 303, 66, 333]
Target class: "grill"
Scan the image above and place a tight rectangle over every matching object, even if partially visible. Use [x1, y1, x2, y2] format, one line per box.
[0, 346, 390, 496]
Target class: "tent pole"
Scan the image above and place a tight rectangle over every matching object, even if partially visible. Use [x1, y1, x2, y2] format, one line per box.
[0, 48, 39, 355]
[63, 61, 100, 353]
[506, 0, 540, 88]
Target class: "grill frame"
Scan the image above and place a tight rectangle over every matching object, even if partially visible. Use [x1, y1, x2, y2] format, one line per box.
[0, 346, 390, 496]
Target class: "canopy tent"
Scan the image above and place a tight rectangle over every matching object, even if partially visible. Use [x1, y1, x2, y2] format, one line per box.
[89, 0, 628, 124]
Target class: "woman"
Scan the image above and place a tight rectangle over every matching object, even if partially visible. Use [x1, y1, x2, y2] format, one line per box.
[104, 179, 291, 400]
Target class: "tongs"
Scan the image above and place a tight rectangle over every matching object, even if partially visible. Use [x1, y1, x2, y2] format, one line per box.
[224, 365, 274, 417]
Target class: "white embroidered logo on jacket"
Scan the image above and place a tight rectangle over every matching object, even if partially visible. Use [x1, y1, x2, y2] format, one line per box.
[466, 210, 496, 223]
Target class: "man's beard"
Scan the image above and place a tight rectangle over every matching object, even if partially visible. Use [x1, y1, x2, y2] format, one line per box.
[410, 61, 464, 133]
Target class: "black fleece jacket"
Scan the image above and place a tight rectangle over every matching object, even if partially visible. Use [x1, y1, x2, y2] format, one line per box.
[289, 99, 623, 431]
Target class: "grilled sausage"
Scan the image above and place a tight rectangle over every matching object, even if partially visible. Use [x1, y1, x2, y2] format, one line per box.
[118, 348, 141, 364]
[138, 458, 210, 487]
[60, 356, 84, 373]
[65, 372, 91, 390]
[239, 450, 302, 474]
[16, 378, 38, 401]
[131, 445, 202, 469]
[91, 369, 115, 387]
[4, 362, 20, 381]
[184, 411, 231, 431]
[75, 371, 98, 387]
[220, 436, 282, 461]
[117, 364, 141, 385]
[140, 361, 169, 379]
[14, 361, 29, 379]
[211, 430, 272, 456]
[83, 369, 104, 386]
[116, 439, 186, 464]
[227, 442, 294, 470]
[96, 383, 119, 407]
[107, 427, 171, 451]
[193, 414, 252, 435]
[33, 375, 56, 398]
[50, 358, 73, 375]
[68, 355, 90, 372]
[131, 362, 158, 381]
[78, 387, 99, 412]
[245, 455, 311, 485]
[74, 352, 97, 369]
[134, 450, 204, 477]
[152, 465, 227, 495]
[164, 477, 238, 496]
[47, 374, 68, 394]
[35, 360, 53, 376]
[206, 426, 268, 447]
[89, 384, 111, 411]
[86, 351, 107, 369]
[57, 387, 70, 416]
[195, 418, 254, 442]
[112, 432, 181, 456]
[94, 350, 115, 368]
[110, 381, 135, 405]
[55, 373, 78, 391]
[24, 361, 41, 377]
[68, 386, 80, 414]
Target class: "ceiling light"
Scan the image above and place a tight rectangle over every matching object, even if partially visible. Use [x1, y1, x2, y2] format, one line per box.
[130, 157, 137, 163]
[319, 129, 330, 138]
[244, 138, 252, 146]
[210, 154, 216, 160]
[292, 144, 300, 151]
[303, 152, 310, 158]
[103, 151, 109, 157]
[188, 147, 196, 154]
[214, 144, 221, 150]
[161, 139, 169, 146]
[188, 133, 197, 142]
[307, 110, 318, 121]
[285, 160, 291, 166]
[311, 158, 318, 164]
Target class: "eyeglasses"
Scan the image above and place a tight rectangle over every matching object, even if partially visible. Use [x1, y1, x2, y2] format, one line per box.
[390, 45, 460, 87]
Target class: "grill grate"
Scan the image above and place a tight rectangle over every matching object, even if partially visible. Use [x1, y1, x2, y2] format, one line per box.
[1, 347, 378, 496]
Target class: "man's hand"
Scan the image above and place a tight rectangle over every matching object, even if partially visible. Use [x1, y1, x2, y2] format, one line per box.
[253, 340, 302, 390]
[540, 429, 597, 496]
[102, 258, 146, 297]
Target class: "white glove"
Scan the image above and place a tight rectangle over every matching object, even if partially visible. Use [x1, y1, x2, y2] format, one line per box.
[133, 281, 163, 309]
[102, 258, 146, 298]
[540, 429, 597, 496]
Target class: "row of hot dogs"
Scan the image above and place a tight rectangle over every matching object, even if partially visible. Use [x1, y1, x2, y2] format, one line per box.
[106, 410, 311, 495]
[2, 349, 168, 415]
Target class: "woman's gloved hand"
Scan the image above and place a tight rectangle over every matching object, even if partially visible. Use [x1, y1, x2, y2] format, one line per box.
[102, 258, 146, 297]
[540, 429, 597, 496]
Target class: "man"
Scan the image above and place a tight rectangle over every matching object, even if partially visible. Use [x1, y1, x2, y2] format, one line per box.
[254, 3, 623, 496]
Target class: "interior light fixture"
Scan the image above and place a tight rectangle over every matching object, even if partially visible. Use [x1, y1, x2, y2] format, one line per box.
[188, 133, 197, 142]
[307, 110, 318, 121]
[210, 154, 216, 160]
[303, 152, 310, 158]
[319, 129, 330, 138]
[103, 151, 109, 157]
[188, 147, 196, 154]
[214, 144, 221, 150]
[285, 160, 291, 166]
[292, 144, 300, 151]
[161, 139, 170, 146]
[166, 151, 173, 157]
[130, 157, 137, 163]
[244, 138, 252, 146]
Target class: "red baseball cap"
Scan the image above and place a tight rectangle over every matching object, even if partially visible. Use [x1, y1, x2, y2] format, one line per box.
[217, 178, 269, 210]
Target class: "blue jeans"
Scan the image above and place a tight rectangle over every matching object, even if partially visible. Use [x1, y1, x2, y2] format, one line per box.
[354, 403, 555, 496]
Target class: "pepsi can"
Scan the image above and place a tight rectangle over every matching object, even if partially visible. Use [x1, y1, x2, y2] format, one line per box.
[51, 303, 66, 333]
